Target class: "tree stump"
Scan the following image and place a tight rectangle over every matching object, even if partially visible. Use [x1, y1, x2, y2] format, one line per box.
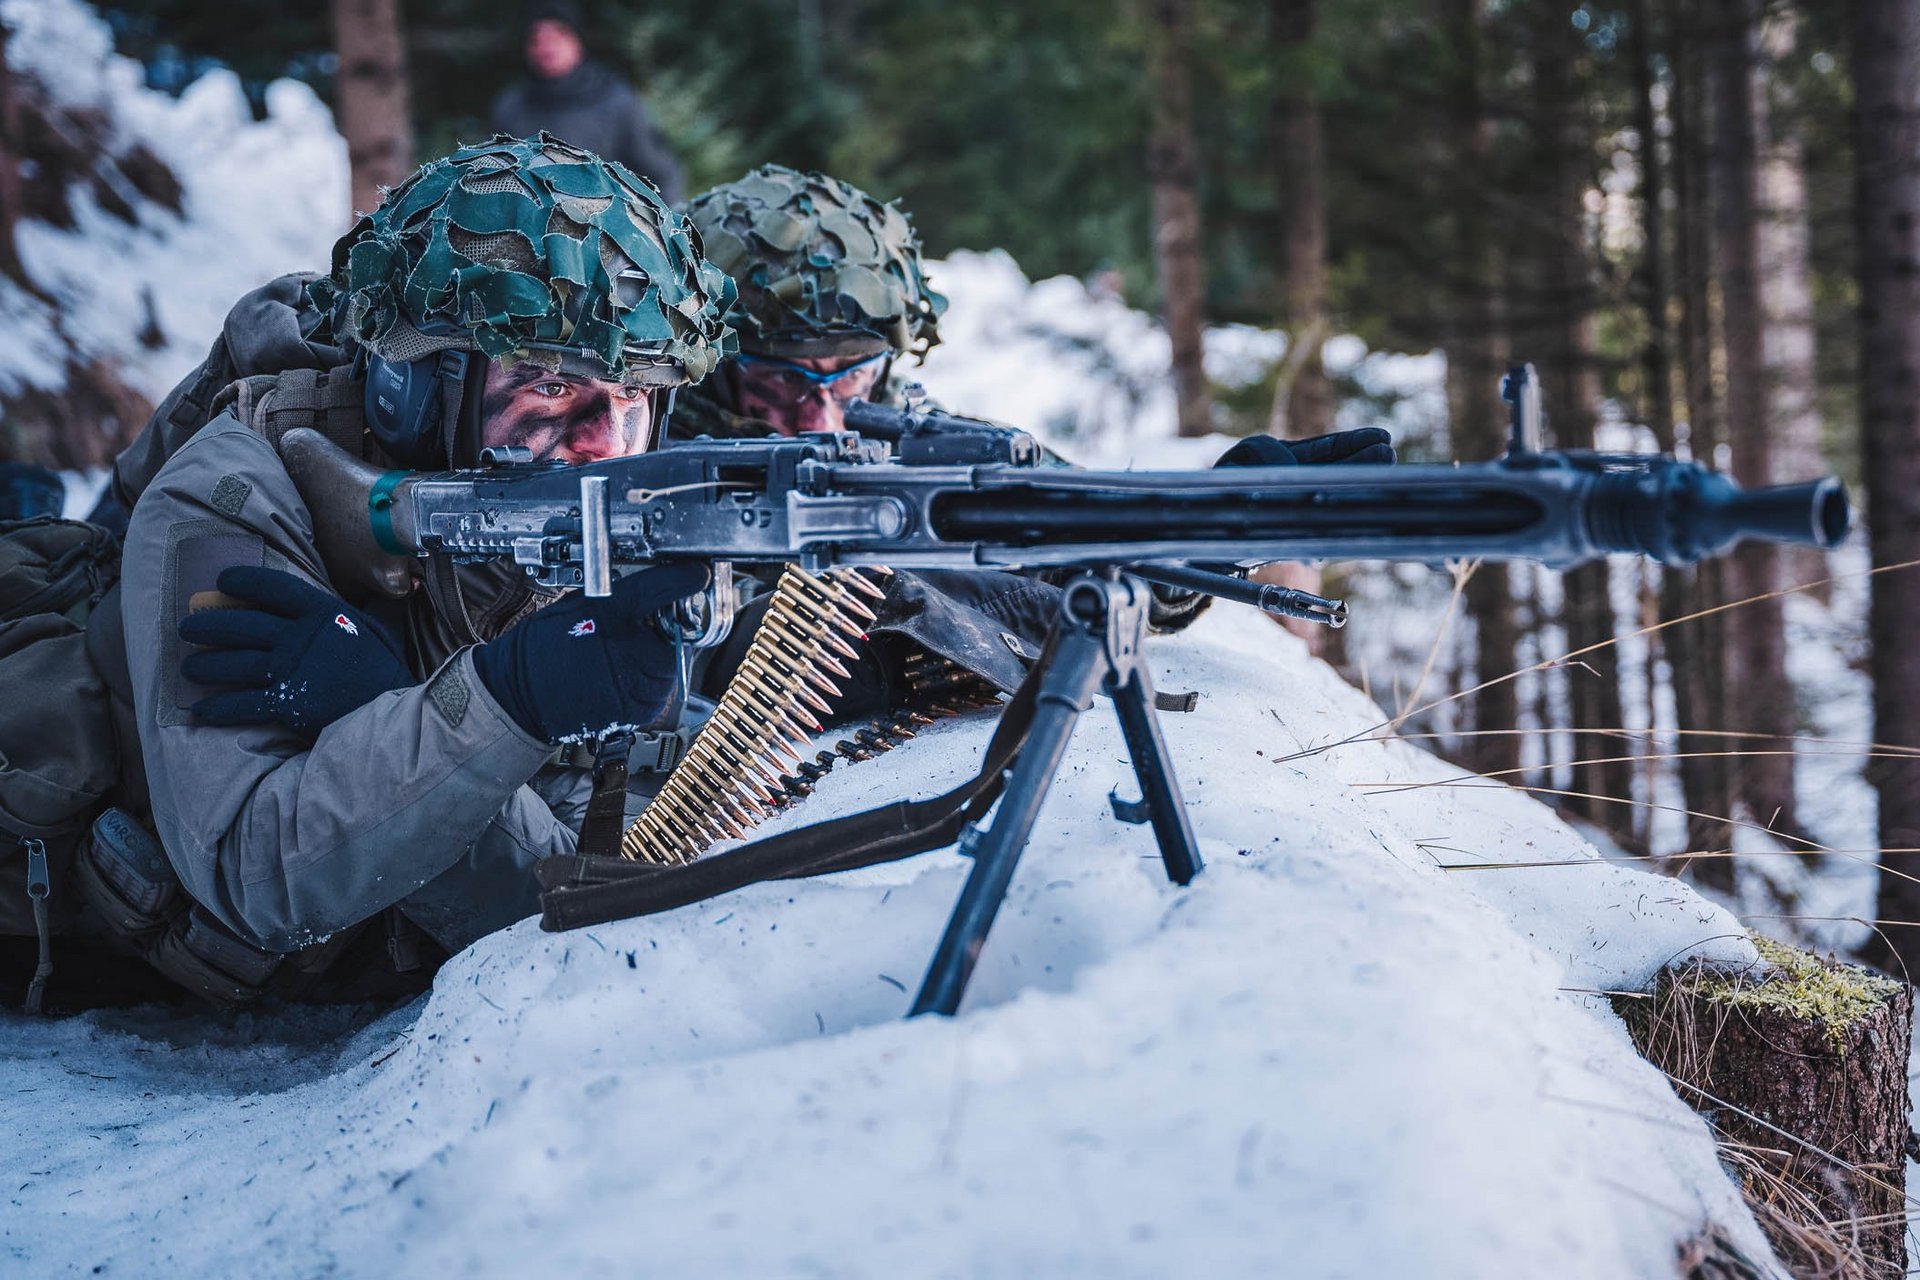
[1623, 938, 1912, 1280]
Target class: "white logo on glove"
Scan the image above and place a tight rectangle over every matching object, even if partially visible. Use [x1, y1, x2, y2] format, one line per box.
[334, 614, 359, 636]
[569, 619, 597, 638]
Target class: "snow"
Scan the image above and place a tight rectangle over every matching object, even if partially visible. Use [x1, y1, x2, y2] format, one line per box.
[0, 0, 348, 401]
[3, 604, 1779, 1276]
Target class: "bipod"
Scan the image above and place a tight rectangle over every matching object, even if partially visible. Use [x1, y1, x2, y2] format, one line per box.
[909, 571, 1203, 1017]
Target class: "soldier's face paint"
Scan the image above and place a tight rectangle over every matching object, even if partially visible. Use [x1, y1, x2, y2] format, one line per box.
[479, 363, 659, 464]
[733, 351, 891, 437]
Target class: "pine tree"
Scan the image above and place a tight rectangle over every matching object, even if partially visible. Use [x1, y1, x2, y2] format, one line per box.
[1267, 0, 1331, 439]
[1147, 0, 1216, 437]
[1710, 0, 1801, 839]
[1438, 0, 1519, 775]
[1854, 0, 1920, 974]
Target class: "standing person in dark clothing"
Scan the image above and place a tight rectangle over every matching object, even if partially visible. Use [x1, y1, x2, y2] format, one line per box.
[489, 1, 686, 204]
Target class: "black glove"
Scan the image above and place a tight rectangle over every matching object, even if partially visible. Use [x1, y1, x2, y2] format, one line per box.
[180, 566, 414, 735]
[474, 562, 710, 744]
[1214, 428, 1395, 468]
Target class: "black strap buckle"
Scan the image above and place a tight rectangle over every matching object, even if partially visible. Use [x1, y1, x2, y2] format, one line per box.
[22, 837, 52, 1015]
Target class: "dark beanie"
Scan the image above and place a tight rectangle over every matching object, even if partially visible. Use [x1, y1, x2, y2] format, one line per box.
[525, 0, 583, 34]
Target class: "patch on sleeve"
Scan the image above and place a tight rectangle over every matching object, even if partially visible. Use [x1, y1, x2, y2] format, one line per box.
[209, 475, 252, 518]
[157, 524, 268, 727]
[427, 661, 471, 729]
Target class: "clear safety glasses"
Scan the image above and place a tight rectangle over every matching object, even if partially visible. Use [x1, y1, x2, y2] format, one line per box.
[733, 351, 893, 408]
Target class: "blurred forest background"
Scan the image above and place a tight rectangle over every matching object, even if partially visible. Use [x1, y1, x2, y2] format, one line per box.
[90, 0, 1864, 451]
[8, 0, 1920, 971]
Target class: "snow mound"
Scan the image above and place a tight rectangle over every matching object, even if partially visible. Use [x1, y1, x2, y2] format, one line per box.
[3, 605, 1776, 1277]
[0, 0, 347, 402]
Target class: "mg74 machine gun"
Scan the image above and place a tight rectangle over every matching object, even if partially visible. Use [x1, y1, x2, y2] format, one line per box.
[281, 366, 1849, 1016]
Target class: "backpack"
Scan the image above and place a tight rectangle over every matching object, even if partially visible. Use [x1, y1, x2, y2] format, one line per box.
[0, 517, 122, 1010]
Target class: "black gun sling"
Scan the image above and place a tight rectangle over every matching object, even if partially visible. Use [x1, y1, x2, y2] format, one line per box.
[535, 654, 1044, 931]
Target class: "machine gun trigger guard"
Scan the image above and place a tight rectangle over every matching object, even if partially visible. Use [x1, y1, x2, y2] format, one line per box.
[659, 561, 737, 652]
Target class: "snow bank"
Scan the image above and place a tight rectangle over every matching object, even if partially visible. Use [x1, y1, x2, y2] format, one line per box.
[0, 0, 347, 401]
[3, 605, 1776, 1277]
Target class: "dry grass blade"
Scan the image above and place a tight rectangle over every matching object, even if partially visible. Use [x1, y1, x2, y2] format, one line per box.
[1356, 747, 1917, 798]
[1715, 1143, 1890, 1280]
[1382, 726, 1920, 759]
[1384, 557, 1473, 733]
[1372, 779, 1920, 896]
[1276, 555, 1920, 766]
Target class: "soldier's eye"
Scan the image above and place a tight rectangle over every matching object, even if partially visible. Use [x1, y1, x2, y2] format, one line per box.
[535, 381, 570, 398]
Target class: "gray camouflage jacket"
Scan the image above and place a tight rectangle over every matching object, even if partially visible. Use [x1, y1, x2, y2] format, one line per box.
[104, 275, 593, 956]
[119, 415, 589, 954]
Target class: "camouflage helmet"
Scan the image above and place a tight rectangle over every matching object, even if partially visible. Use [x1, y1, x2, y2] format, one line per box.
[685, 164, 946, 360]
[312, 134, 737, 385]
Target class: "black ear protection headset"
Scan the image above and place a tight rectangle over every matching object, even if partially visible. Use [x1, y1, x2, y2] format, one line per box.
[363, 349, 678, 466]
[361, 349, 487, 468]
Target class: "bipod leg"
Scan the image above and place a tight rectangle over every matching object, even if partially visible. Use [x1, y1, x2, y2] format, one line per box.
[1106, 664, 1203, 885]
[908, 600, 1113, 1018]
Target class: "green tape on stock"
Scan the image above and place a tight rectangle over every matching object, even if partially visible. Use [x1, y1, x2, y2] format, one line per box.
[369, 471, 410, 557]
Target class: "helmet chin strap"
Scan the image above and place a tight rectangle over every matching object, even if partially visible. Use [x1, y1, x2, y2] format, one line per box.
[649, 386, 679, 452]
[442, 352, 490, 468]
[710, 360, 745, 415]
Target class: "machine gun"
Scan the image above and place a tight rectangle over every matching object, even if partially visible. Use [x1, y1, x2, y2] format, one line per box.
[278, 365, 1850, 1017]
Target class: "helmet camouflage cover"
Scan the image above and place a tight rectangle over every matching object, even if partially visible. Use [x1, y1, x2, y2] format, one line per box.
[312, 133, 736, 385]
[685, 164, 946, 360]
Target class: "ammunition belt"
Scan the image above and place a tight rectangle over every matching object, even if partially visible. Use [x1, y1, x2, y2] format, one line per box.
[620, 568, 1002, 866]
[765, 648, 1003, 807]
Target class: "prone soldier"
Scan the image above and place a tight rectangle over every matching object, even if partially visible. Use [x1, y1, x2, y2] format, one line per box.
[673, 164, 1395, 717]
[71, 135, 733, 1006]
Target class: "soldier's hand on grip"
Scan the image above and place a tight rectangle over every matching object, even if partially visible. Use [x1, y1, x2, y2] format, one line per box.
[473, 562, 711, 744]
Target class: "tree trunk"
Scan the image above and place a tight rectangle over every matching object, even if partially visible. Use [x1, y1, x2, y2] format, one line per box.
[1756, 6, 1827, 596]
[1530, 6, 1633, 839]
[330, 0, 414, 220]
[1630, 0, 1693, 834]
[1854, 0, 1920, 979]
[1635, 0, 1728, 871]
[0, 24, 26, 286]
[1267, 0, 1332, 441]
[1253, 0, 1335, 653]
[1438, 0, 1517, 775]
[1670, 0, 1737, 882]
[1146, 0, 1214, 438]
[1710, 0, 1799, 840]
[1624, 944, 1911, 1279]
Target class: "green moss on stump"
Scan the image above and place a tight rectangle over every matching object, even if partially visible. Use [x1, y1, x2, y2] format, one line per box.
[1691, 937, 1903, 1052]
